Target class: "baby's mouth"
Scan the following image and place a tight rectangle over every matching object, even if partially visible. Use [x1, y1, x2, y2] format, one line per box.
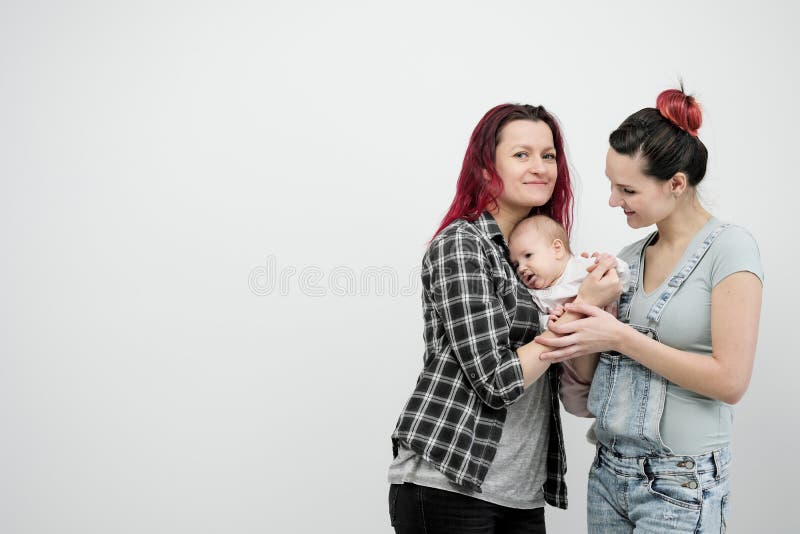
[524, 272, 536, 287]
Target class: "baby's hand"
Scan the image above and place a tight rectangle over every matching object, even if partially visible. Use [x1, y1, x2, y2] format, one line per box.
[576, 255, 622, 307]
[547, 304, 566, 329]
[584, 251, 618, 273]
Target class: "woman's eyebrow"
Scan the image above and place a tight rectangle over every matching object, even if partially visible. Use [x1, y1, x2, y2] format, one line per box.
[509, 144, 555, 152]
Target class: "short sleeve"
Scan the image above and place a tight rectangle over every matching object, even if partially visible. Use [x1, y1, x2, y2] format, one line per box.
[709, 225, 764, 288]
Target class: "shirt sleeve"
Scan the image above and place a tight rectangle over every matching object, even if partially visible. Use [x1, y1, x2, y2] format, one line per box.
[558, 361, 593, 417]
[425, 229, 525, 409]
[710, 225, 764, 288]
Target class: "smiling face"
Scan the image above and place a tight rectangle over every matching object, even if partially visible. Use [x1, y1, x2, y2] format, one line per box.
[491, 120, 558, 217]
[508, 228, 568, 290]
[606, 148, 677, 229]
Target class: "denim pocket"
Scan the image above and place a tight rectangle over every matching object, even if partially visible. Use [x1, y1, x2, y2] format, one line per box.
[645, 472, 702, 510]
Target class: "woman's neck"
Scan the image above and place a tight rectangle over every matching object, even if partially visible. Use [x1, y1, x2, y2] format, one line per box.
[654, 195, 712, 250]
[488, 204, 529, 242]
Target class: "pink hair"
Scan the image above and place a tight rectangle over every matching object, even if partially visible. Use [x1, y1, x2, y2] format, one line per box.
[434, 104, 574, 239]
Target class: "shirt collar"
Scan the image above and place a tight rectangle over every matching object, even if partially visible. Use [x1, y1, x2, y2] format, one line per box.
[473, 211, 506, 246]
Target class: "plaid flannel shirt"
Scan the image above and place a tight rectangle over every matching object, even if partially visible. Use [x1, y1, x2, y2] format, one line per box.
[391, 211, 569, 509]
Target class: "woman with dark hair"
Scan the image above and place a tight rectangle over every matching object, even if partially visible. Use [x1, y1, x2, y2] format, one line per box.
[538, 88, 764, 532]
[387, 104, 622, 533]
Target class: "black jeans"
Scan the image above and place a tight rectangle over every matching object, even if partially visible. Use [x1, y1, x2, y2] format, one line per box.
[389, 483, 546, 534]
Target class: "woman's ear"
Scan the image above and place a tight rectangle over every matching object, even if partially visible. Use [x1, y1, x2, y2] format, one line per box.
[482, 168, 490, 182]
[669, 172, 688, 196]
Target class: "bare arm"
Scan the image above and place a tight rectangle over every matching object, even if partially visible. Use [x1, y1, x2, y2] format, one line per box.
[518, 259, 621, 387]
[517, 309, 593, 387]
[616, 271, 761, 403]
[537, 271, 762, 404]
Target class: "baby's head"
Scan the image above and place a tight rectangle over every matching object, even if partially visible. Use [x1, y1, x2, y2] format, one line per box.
[509, 215, 571, 290]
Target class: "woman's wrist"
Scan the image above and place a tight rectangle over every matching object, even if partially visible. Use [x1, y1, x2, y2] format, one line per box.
[614, 322, 634, 354]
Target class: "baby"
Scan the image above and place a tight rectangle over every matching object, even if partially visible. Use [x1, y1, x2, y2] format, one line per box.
[508, 215, 631, 328]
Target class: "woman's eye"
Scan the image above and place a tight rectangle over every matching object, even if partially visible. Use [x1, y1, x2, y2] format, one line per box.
[513, 152, 528, 159]
[623, 188, 636, 194]
[543, 153, 556, 160]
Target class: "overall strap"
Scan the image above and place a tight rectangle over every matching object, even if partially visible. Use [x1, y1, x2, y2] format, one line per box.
[620, 232, 658, 323]
[646, 223, 731, 322]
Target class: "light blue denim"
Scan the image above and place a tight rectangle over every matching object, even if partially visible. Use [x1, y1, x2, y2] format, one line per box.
[586, 223, 732, 533]
[588, 445, 730, 533]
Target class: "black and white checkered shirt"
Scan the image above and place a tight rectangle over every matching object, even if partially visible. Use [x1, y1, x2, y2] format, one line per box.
[391, 211, 569, 509]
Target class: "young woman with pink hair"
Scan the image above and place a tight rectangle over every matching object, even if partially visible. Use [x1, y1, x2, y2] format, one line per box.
[387, 104, 621, 533]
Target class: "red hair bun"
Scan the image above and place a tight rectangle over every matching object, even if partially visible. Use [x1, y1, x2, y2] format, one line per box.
[656, 89, 702, 136]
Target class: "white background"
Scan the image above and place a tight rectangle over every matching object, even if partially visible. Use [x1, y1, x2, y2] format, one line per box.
[1, 1, 797, 532]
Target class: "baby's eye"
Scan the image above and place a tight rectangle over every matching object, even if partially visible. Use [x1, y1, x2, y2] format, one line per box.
[525, 253, 533, 258]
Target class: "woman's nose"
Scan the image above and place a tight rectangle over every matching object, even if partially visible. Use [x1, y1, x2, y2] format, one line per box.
[528, 157, 545, 173]
[608, 191, 620, 207]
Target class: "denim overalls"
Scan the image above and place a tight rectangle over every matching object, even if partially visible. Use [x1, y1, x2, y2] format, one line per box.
[586, 224, 732, 533]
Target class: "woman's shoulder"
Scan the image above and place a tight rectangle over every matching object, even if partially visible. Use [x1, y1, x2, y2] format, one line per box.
[616, 234, 655, 264]
[429, 218, 488, 249]
[715, 221, 759, 248]
[708, 220, 764, 284]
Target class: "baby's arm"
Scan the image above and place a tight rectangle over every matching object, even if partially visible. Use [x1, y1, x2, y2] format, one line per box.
[548, 302, 598, 417]
[547, 300, 600, 383]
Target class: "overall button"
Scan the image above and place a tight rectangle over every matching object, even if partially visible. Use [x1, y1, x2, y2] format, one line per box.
[685, 460, 695, 469]
[682, 481, 698, 489]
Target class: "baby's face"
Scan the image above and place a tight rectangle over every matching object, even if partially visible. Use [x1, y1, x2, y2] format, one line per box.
[509, 231, 567, 290]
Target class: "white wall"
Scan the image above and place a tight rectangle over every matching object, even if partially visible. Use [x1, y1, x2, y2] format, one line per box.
[1, 1, 797, 532]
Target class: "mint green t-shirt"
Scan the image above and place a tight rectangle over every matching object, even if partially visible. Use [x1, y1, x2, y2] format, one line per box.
[618, 217, 763, 455]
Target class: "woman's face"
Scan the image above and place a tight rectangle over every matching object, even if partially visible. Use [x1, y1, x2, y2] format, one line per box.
[606, 148, 675, 229]
[492, 120, 558, 215]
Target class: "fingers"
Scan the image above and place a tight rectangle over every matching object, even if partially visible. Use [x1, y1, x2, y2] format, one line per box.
[539, 347, 581, 362]
[588, 258, 613, 279]
[546, 319, 581, 336]
[534, 333, 575, 348]
[564, 302, 603, 316]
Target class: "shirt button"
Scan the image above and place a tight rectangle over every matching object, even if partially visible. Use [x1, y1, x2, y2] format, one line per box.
[470, 373, 477, 379]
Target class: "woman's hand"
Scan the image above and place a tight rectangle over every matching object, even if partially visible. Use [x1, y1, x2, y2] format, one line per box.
[535, 302, 629, 362]
[575, 255, 622, 307]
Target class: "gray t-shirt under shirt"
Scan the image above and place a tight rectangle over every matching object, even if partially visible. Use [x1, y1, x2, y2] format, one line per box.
[388, 372, 551, 509]
[618, 217, 763, 455]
